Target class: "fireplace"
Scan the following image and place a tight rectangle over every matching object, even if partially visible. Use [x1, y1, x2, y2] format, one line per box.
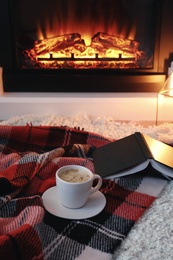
[0, 0, 173, 92]
[16, 1, 157, 71]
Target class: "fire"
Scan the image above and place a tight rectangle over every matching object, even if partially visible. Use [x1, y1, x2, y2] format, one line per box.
[21, 31, 144, 69]
[20, 1, 147, 69]
[36, 0, 137, 46]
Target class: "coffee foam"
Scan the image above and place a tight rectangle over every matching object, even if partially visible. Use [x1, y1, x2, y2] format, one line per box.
[59, 169, 90, 183]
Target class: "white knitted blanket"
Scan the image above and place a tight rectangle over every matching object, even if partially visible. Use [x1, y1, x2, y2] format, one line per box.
[1, 113, 173, 260]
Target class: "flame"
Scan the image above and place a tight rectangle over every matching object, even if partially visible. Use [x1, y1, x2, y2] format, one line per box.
[37, 23, 44, 40]
[128, 26, 136, 41]
[36, 1, 137, 45]
[37, 21, 136, 46]
[21, 1, 146, 69]
[23, 29, 142, 69]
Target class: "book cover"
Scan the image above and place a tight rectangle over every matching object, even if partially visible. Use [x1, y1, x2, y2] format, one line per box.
[93, 132, 173, 178]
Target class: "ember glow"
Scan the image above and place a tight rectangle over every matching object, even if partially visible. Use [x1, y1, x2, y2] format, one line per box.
[19, 0, 150, 69]
[22, 31, 146, 69]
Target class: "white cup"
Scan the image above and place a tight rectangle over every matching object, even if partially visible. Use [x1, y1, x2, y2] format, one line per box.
[56, 165, 102, 209]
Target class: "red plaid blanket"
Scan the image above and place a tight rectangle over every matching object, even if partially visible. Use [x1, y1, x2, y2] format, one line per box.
[0, 125, 167, 260]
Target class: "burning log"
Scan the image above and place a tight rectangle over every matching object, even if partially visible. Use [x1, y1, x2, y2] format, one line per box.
[34, 33, 86, 56]
[91, 32, 139, 55]
[20, 31, 147, 69]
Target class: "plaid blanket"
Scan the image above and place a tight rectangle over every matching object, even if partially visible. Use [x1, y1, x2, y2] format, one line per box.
[0, 125, 168, 260]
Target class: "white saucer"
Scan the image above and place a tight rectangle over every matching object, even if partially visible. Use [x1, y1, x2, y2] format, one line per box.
[42, 186, 106, 220]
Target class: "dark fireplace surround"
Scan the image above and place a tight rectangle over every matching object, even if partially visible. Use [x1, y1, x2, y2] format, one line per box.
[0, 0, 173, 93]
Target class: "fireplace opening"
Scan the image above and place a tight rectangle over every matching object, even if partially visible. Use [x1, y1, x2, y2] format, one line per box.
[0, 0, 173, 92]
[17, 0, 155, 70]
[16, 0, 157, 70]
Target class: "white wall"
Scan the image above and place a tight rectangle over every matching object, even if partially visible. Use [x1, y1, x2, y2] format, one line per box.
[0, 92, 158, 122]
[157, 94, 173, 124]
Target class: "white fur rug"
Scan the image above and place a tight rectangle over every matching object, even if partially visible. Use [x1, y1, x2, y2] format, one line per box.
[1, 113, 173, 144]
[1, 113, 173, 260]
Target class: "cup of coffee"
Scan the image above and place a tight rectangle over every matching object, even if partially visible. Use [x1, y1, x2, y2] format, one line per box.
[56, 165, 102, 209]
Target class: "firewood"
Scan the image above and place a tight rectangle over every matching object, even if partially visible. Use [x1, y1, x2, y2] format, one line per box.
[91, 32, 139, 54]
[34, 33, 86, 55]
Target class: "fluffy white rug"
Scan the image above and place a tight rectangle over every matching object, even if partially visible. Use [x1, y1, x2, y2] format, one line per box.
[1, 113, 173, 144]
[1, 113, 173, 260]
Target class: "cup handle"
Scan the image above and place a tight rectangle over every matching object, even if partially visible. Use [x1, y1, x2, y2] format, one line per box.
[90, 174, 102, 195]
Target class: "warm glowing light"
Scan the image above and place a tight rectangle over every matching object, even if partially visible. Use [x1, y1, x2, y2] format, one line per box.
[37, 23, 44, 40]
[33, 27, 141, 70]
[82, 34, 91, 46]
[159, 72, 173, 97]
[128, 26, 136, 41]
[23, 3, 148, 70]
